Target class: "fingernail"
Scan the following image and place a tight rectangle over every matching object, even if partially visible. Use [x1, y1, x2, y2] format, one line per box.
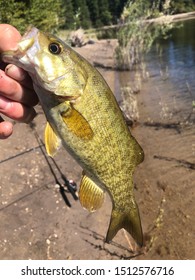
[5, 64, 26, 81]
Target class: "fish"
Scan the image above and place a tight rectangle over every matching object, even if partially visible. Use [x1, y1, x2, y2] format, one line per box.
[2, 26, 144, 245]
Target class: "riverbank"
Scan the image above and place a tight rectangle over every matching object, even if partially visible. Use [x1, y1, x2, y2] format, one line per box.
[77, 42, 195, 259]
[85, 11, 195, 35]
[0, 36, 194, 260]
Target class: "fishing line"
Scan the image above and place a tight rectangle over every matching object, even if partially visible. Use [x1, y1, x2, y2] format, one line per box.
[0, 184, 46, 212]
[29, 122, 78, 207]
[0, 145, 42, 165]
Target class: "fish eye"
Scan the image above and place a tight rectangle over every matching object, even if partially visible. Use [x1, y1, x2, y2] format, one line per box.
[48, 42, 62, 54]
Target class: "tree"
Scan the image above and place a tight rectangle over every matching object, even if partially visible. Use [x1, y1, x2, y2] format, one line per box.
[0, 0, 64, 33]
[79, 0, 91, 28]
[72, 0, 91, 28]
[26, 0, 64, 31]
[0, 0, 27, 33]
[62, 0, 74, 29]
[170, 0, 195, 13]
[108, 0, 128, 23]
[115, 0, 174, 69]
[86, 0, 100, 27]
[98, 0, 112, 26]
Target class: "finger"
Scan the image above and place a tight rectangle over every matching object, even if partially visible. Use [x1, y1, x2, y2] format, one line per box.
[0, 24, 21, 52]
[0, 69, 38, 107]
[0, 96, 37, 123]
[5, 64, 34, 90]
[0, 116, 13, 139]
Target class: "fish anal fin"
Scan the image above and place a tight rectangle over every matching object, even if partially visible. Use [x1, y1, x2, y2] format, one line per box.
[44, 122, 61, 157]
[106, 201, 143, 246]
[79, 174, 105, 212]
[61, 108, 93, 140]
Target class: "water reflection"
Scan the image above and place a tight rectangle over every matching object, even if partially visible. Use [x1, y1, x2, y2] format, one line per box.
[136, 20, 195, 122]
[147, 19, 195, 89]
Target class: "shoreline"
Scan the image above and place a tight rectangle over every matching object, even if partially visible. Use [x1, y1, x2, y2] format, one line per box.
[147, 11, 195, 24]
[87, 11, 195, 33]
[77, 34, 195, 260]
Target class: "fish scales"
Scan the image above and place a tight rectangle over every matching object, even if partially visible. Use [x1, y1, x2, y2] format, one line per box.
[2, 26, 144, 245]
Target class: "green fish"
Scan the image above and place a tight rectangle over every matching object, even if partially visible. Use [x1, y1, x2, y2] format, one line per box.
[2, 26, 144, 245]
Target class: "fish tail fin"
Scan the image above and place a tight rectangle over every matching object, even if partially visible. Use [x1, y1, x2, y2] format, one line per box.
[105, 201, 143, 246]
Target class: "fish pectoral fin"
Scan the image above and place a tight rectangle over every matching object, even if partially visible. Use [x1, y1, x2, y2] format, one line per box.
[61, 108, 93, 140]
[79, 174, 105, 212]
[106, 201, 143, 246]
[44, 122, 61, 157]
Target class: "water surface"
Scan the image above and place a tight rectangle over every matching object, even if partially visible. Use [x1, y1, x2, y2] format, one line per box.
[143, 19, 195, 123]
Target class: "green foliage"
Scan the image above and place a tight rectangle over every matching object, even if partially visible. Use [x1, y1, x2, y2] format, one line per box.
[0, 0, 63, 33]
[96, 28, 118, 40]
[0, 0, 27, 32]
[86, 0, 100, 27]
[98, 0, 112, 26]
[72, 0, 91, 29]
[0, 0, 195, 34]
[123, 0, 195, 16]
[61, 0, 75, 29]
[108, 0, 128, 23]
[170, 0, 195, 13]
[115, 0, 175, 70]
[26, 0, 64, 32]
[0, 0, 127, 32]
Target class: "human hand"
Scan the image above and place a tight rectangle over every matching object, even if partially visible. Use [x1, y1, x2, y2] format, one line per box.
[0, 24, 38, 139]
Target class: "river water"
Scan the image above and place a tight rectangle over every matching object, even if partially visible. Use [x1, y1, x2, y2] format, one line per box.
[142, 18, 195, 124]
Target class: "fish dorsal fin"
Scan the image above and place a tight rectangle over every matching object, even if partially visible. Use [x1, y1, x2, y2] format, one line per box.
[79, 174, 105, 212]
[61, 108, 93, 140]
[44, 122, 61, 157]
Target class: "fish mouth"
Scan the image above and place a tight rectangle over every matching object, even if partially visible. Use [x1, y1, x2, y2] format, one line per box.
[1, 26, 39, 64]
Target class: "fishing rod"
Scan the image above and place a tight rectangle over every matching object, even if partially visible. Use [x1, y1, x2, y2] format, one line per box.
[29, 122, 78, 207]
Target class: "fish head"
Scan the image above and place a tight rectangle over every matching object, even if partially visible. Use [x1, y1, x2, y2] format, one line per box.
[2, 26, 86, 99]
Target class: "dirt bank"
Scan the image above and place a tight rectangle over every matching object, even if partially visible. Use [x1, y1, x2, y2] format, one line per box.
[0, 39, 194, 260]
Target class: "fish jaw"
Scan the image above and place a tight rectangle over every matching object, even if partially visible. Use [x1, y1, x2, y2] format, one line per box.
[2, 26, 83, 95]
[2, 29, 54, 92]
[2, 27, 40, 75]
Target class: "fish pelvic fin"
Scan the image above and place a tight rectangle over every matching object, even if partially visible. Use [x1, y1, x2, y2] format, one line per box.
[79, 173, 105, 212]
[44, 122, 61, 157]
[106, 201, 143, 246]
